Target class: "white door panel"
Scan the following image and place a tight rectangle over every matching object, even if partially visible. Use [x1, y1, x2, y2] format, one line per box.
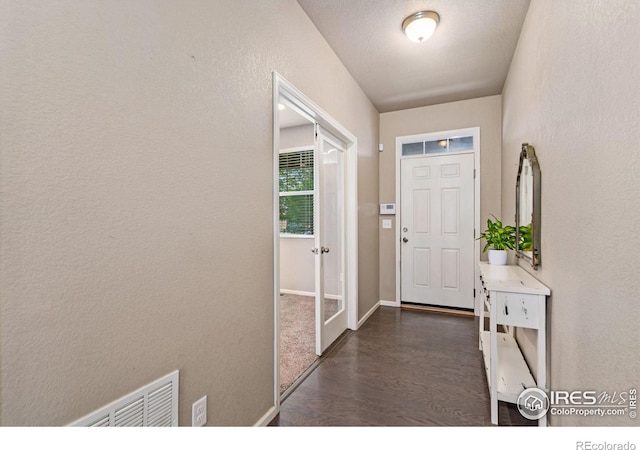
[401, 154, 474, 309]
[314, 125, 347, 355]
[413, 248, 431, 286]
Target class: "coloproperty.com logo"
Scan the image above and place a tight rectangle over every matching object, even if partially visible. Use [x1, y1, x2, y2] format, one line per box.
[517, 387, 637, 420]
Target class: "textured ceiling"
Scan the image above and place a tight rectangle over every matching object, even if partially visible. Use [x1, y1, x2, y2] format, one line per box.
[297, 0, 531, 113]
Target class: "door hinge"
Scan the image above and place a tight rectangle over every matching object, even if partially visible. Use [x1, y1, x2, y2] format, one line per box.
[473, 169, 476, 179]
[474, 289, 476, 298]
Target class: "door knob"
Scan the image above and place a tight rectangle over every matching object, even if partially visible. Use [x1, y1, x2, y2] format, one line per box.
[311, 248, 319, 254]
[402, 237, 408, 243]
[321, 246, 330, 254]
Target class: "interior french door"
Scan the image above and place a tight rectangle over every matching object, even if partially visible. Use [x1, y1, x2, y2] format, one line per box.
[314, 124, 347, 355]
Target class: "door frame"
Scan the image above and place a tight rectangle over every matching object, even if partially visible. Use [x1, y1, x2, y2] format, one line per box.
[393, 127, 481, 314]
[272, 72, 358, 410]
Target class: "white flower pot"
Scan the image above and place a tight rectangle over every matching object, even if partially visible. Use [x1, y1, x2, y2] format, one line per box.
[488, 249, 508, 265]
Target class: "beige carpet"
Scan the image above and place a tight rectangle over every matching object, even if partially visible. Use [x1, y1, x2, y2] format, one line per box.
[279, 294, 340, 393]
[279, 294, 317, 394]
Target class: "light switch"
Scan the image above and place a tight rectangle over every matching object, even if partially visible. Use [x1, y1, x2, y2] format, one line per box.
[382, 219, 392, 229]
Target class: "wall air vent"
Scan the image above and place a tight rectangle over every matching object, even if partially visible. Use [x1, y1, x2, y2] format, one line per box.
[68, 370, 179, 427]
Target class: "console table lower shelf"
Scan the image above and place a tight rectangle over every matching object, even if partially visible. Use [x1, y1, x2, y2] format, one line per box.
[479, 331, 536, 404]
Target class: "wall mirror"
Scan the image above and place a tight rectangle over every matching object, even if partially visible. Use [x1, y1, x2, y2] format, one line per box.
[515, 143, 541, 269]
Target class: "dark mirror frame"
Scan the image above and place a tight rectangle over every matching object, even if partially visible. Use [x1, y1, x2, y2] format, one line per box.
[515, 143, 541, 269]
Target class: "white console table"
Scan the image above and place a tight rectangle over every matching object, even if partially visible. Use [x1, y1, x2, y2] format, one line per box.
[478, 262, 550, 426]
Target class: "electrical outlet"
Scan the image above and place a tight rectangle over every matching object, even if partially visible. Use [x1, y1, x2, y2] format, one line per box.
[192, 395, 207, 427]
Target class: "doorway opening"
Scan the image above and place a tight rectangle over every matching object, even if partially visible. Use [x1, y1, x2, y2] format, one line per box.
[394, 128, 481, 314]
[272, 73, 358, 411]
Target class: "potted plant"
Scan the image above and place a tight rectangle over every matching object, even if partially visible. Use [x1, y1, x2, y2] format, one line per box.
[478, 215, 515, 265]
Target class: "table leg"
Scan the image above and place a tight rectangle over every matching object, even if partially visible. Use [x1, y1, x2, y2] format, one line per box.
[490, 291, 498, 425]
[537, 295, 547, 427]
[479, 292, 484, 350]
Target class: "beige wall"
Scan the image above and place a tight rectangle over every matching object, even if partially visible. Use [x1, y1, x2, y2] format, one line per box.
[379, 96, 502, 302]
[0, 0, 379, 426]
[279, 238, 315, 293]
[502, 0, 640, 425]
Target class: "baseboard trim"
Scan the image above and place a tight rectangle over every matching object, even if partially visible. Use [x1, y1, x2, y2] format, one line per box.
[380, 299, 399, 307]
[254, 405, 278, 427]
[279, 289, 314, 297]
[279, 289, 341, 300]
[356, 301, 380, 329]
[400, 303, 475, 317]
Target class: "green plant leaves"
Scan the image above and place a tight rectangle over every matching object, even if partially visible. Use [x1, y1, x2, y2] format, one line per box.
[477, 214, 516, 252]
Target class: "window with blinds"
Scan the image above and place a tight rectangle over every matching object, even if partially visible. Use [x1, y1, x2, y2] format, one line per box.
[279, 148, 314, 236]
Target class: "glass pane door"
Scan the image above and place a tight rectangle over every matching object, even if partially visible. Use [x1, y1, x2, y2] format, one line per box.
[314, 125, 347, 355]
[320, 136, 344, 323]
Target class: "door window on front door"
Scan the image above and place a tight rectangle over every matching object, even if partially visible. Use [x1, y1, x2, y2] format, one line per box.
[400, 153, 475, 309]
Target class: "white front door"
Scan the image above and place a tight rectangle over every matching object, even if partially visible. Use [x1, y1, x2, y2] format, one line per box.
[400, 153, 475, 309]
[314, 125, 347, 355]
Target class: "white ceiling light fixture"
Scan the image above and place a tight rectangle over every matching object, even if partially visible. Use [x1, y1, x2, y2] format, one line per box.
[402, 11, 440, 43]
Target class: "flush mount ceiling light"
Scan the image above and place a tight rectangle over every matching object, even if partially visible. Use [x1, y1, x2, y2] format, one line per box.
[402, 11, 440, 43]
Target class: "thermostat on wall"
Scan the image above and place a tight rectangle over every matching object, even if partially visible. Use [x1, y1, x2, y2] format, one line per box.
[380, 203, 396, 215]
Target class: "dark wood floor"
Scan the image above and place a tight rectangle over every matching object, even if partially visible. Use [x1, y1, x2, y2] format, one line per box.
[270, 306, 534, 426]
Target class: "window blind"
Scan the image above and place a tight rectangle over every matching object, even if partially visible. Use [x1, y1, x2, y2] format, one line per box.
[279, 149, 314, 235]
